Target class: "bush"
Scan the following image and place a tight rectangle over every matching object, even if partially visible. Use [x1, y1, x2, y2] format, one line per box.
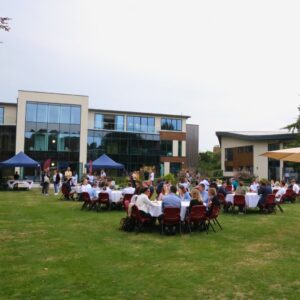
[163, 173, 177, 185]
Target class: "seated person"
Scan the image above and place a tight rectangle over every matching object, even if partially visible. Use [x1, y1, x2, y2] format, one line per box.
[157, 183, 170, 201]
[206, 187, 221, 216]
[122, 182, 136, 195]
[135, 187, 155, 218]
[62, 178, 75, 200]
[249, 179, 259, 193]
[81, 178, 92, 192]
[162, 185, 181, 209]
[275, 180, 286, 202]
[178, 185, 191, 201]
[235, 181, 248, 196]
[196, 183, 209, 205]
[290, 179, 300, 194]
[218, 181, 231, 197]
[257, 179, 272, 210]
[188, 188, 203, 213]
[99, 182, 112, 202]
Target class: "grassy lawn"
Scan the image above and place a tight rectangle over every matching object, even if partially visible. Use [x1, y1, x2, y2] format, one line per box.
[0, 190, 300, 300]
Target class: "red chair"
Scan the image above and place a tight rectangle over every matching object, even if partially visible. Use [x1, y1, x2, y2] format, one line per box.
[97, 192, 110, 211]
[161, 207, 182, 235]
[281, 188, 296, 203]
[218, 193, 231, 212]
[232, 195, 246, 213]
[131, 205, 152, 232]
[122, 194, 133, 209]
[60, 184, 71, 200]
[81, 192, 95, 210]
[185, 205, 207, 233]
[123, 200, 130, 216]
[264, 194, 283, 213]
[207, 206, 222, 233]
[225, 185, 232, 192]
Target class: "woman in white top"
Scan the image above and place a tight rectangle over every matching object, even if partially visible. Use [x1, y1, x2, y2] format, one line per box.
[275, 180, 286, 202]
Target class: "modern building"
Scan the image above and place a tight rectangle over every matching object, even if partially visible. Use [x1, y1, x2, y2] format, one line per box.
[216, 131, 299, 180]
[0, 90, 199, 179]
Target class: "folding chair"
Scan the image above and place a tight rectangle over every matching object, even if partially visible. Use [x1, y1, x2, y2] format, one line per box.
[185, 205, 206, 233]
[97, 192, 111, 211]
[269, 194, 284, 213]
[81, 192, 95, 210]
[161, 207, 181, 235]
[207, 206, 222, 233]
[232, 195, 246, 213]
[131, 205, 152, 233]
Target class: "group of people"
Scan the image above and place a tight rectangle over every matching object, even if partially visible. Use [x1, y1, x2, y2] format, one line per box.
[41, 166, 79, 196]
[128, 177, 220, 230]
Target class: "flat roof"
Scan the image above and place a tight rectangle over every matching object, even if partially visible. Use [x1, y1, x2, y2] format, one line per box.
[0, 100, 190, 119]
[0, 101, 17, 106]
[216, 131, 296, 144]
[18, 90, 89, 97]
[89, 108, 190, 119]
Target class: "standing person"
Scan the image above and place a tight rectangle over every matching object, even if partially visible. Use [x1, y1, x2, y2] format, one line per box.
[64, 166, 72, 181]
[149, 169, 155, 186]
[100, 169, 106, 179]
[53, 169, 61, 196]
[41, 169, 50, 196]
[14, 171, 20, 180]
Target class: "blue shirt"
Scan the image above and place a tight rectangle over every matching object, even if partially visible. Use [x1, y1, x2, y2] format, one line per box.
[200, 190, 209, 204]
[162, 193, 181, 209]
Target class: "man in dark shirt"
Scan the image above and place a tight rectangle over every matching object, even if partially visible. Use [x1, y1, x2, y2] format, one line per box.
[257, 180, 272, 210]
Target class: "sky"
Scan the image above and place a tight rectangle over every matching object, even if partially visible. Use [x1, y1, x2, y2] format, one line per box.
[1, 0, 300, 151]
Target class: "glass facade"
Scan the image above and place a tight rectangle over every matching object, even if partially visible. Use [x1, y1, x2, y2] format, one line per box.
[127, 116, 155, 133]
[88, 130, 160, 172]
[25, 102, 81, 172]
[0, 125, 15, 161]
[161, 118, 182, 131]
[160, 140, 173, 157]
[94, 114, 124, 131]
[0, 107, 4, 124]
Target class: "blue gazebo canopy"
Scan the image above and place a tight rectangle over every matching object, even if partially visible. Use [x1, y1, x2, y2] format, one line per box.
[0, 151, 40, 168]
[87, 154, 124, 169]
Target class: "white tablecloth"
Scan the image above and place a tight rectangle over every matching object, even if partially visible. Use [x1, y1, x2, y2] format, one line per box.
[149, 201, 190, 221]
[226, 193, 260, 208]
[110, 191, 123, 203]
[7, 180, 33, 190]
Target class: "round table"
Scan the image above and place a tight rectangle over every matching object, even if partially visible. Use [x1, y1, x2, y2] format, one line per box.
[225, 193, 260, 208]
[149, 201, 190, 221]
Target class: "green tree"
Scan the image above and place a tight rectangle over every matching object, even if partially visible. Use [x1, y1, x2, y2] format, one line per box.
[283, 105, 300, 147]
[0, 17, 10, 32]
[198, 151, 222, 178]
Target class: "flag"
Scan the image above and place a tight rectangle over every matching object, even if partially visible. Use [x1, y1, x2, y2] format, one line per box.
[89, 160, 92, 175]
[43, 159, 51, 171]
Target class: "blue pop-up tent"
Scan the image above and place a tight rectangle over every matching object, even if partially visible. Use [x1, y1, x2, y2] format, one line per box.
[87, 154, 124, 170]
[0, 151, 40, 168]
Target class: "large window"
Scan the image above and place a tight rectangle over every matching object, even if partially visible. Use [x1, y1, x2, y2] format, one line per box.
[94, 114, 124, 131]
[24, 102, 81, 153]
[178, 141, 182, 157]
[87, 130, 160, 172]
[127, 116, 155, 133]
[161, 118, 182, 131]
[25, 102, 81, 125]
[225, 148, 233, 161]
[160, 140, 173, 156]
[0, 107, 4, 124]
